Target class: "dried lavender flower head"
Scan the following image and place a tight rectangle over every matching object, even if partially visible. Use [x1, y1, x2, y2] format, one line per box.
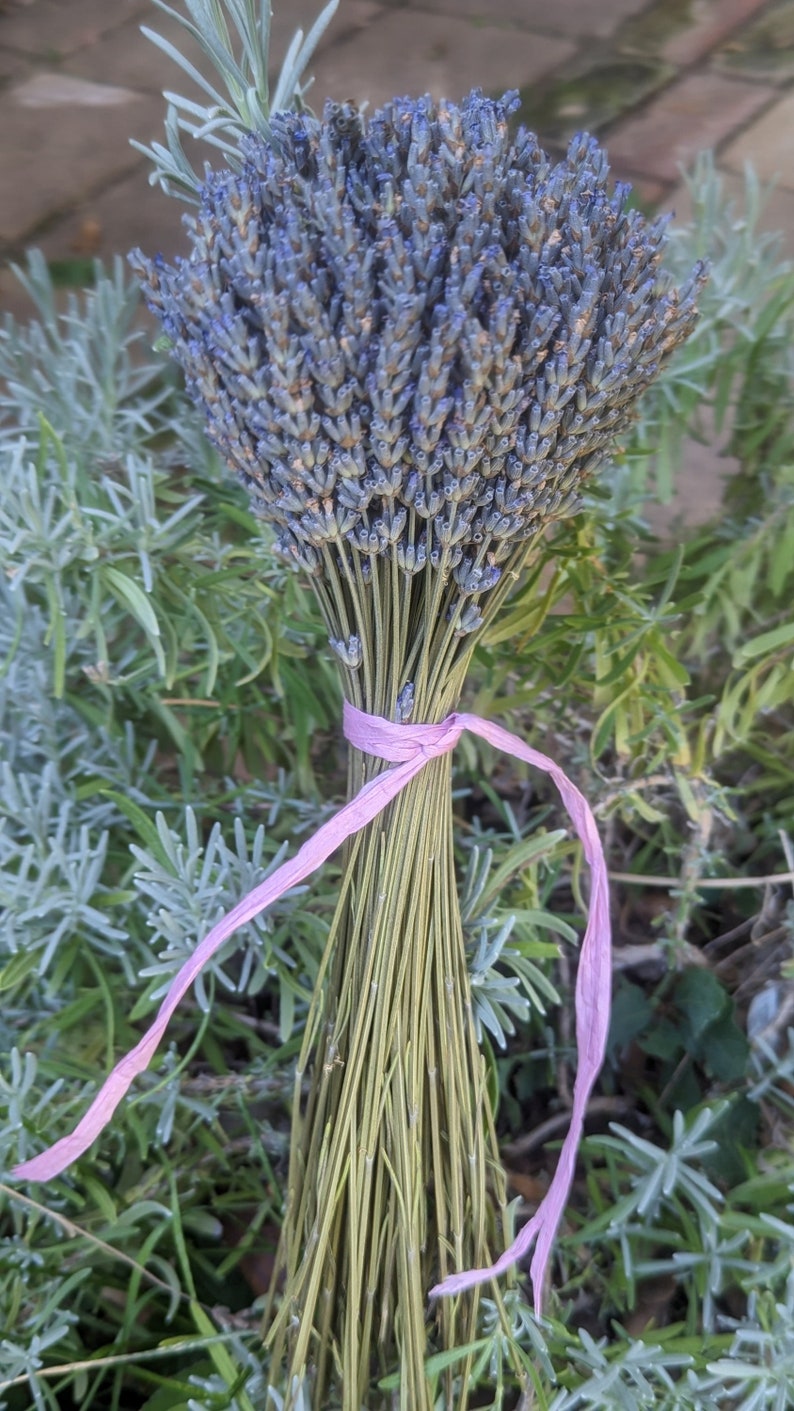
[133, 90, 704, 590]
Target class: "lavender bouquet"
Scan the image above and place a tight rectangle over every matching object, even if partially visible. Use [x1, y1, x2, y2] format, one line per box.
[13, 3, 704, 1407]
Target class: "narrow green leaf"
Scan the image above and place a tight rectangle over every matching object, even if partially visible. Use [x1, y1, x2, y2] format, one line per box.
[733, 619, 794, 664]
[0, 949, 40, 993]
[97, 788, 172, 869]
[104, 566, 161, 639]
[44, 575, 67, 698]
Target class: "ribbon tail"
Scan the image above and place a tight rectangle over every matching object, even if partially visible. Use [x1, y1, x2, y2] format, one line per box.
[429, 1075, 592, 1314]
[429, 714, 612, 1312]
[12, 752, 430, 1183]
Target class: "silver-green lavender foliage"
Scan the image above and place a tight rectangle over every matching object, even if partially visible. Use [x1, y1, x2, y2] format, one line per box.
[133, 91, 704, 624]
[132, 0, 340, 200]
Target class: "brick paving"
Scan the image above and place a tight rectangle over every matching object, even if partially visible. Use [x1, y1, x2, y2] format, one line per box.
[392, 0, 651, 40]
[309, 10, 574, 108]
[627, 0, 772, 67]
[0, 0, 792, 291]
[0, 0, 149, 56]
[603, 70, 772, 184]
[0, 76, 148, 245]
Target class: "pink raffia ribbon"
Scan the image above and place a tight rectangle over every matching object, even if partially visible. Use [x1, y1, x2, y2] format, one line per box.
[12, 702, 611, 1313]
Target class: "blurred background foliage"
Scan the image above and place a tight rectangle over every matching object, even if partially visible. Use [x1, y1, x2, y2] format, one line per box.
[1, 158, 793, 1408]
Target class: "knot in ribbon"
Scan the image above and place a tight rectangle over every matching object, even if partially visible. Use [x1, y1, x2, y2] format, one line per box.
[12, 702, 611, 1314]
[346, 700, 462, 762]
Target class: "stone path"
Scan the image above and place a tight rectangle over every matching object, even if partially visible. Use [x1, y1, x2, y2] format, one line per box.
[0, 0, 792, 311]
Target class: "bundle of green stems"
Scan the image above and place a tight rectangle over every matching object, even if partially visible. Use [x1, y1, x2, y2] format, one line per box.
[267, 546, 524, 1407]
